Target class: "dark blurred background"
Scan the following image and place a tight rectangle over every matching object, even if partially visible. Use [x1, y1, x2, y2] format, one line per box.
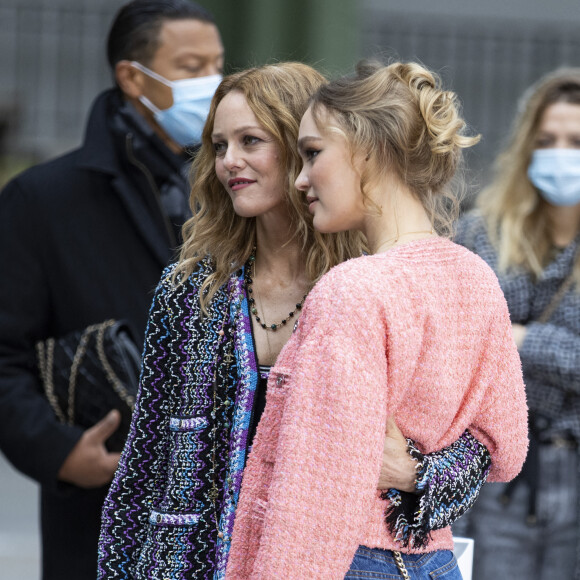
[0, 0, 579, 192]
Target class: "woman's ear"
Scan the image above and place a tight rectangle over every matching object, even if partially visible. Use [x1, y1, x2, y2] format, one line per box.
[115, 60, 145, 100]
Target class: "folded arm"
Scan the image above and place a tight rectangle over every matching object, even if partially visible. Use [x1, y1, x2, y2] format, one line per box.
[379, 428, 491, 547]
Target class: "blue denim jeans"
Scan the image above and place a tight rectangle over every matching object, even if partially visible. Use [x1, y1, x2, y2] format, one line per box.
[345, 546, 462, 579]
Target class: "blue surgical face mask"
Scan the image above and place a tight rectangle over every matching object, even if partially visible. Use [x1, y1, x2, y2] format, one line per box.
[527, 148, 580, 207]
[131, 61, 221, 148]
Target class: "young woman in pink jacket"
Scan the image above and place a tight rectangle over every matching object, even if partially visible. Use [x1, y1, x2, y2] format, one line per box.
[227, 61, 530, 579]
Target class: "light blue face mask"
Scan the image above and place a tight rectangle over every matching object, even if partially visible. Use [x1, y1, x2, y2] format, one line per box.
[131, 61, 222, 148]
[527, 148, 580, 207]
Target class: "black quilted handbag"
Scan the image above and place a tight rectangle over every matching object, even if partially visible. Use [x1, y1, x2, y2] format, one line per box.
[36, 319, 141, 451]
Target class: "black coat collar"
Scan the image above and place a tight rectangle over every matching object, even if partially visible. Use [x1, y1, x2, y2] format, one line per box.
[76, 89, 187, 176]
[76, 89, 123, 175]
[75, 89, 189, 267]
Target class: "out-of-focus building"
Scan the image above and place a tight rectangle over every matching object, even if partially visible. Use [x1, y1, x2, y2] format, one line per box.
[0, 0, 119, 159]
[1, 0, 579, 188]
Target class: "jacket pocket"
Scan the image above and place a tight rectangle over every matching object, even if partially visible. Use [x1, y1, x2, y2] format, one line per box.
[132, 511, 201, 578]
[169, 415, 208, 432]
[159, 414, 209, 510]
[148, 508, 200, 527]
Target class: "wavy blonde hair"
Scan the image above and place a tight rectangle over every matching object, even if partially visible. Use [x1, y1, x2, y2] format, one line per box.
[477, 67, 580, 283]
[174, 62, 365, 310]
[309, 60, 480, 238]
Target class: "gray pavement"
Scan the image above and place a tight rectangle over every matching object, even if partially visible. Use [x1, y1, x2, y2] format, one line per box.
[0, 453, 40, 580]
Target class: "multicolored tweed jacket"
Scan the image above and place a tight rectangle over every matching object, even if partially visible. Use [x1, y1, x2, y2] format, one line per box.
[97, 259, 491, 580]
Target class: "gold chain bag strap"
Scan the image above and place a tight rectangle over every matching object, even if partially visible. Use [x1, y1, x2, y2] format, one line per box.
[392, 550, 411, 579]
[36, 319, 141, 451]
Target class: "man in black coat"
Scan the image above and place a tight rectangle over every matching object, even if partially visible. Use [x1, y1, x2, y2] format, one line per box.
[0, 1, 223, 578]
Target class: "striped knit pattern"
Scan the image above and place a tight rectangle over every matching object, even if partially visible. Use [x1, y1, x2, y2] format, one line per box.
[97, 261, 258, 580]
[383, 430, 492, 547]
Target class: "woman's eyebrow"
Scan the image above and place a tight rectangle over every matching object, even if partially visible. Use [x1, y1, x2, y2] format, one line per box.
[297, 135, 322, 152]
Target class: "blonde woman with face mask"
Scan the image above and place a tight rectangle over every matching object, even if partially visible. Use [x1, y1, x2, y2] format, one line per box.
[455, 68, 580, 580]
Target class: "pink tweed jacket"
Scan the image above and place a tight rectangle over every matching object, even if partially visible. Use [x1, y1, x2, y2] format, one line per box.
[226, 237, 528, 580]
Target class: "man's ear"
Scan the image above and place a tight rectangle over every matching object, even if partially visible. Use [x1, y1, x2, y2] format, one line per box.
[115, 60, 144, 99]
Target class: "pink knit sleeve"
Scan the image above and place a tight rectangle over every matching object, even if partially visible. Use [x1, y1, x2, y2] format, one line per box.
[250, 272, 390, 579]
[467, 294, 529, 482]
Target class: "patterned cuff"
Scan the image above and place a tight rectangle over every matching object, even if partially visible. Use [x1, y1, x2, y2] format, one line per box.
[381, 430, 491, 548]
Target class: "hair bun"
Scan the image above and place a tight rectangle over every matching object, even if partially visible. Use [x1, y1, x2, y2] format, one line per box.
[308, 58, 480, 237]
[387, 62, 478, 156]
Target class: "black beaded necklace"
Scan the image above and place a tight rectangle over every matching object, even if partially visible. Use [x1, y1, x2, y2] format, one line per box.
[245, 250, 307, 332]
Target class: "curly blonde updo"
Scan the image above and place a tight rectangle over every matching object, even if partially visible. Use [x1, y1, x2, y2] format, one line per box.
[309, 60, 480, 235]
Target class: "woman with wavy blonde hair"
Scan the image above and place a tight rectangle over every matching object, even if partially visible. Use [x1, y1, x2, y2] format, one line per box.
[227, 61, 528, 579]
[99, 61, 491, 580]
[456, 68, 580, 580]
[175, 62, 363, 308]
[477, 68, 580, 283]
[98, 62, 363, 580]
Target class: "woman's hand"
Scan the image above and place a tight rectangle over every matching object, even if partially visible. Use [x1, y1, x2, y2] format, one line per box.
[377, 416, 417, 493]
[512, 323, 527, 348]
